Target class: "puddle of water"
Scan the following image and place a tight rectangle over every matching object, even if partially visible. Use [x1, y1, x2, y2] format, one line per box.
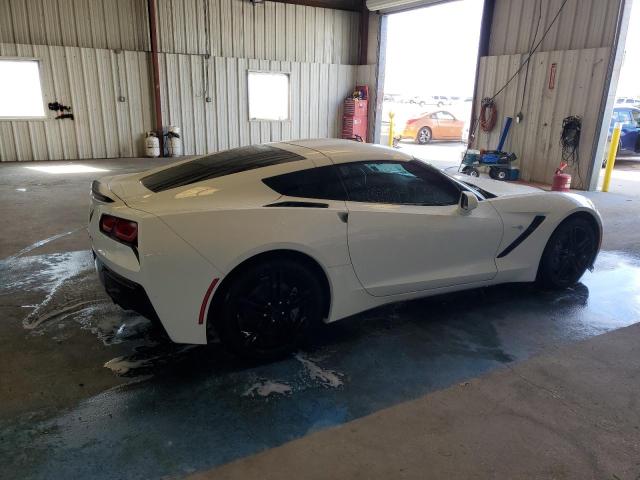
[295, 353, 344, 388]
[0, 249, 159, 368]
[243, 380, 292, 397]
[2, 249, 640, 480]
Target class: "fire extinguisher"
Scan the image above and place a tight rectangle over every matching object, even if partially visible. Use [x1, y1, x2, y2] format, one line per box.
[552, 162, 571, 192]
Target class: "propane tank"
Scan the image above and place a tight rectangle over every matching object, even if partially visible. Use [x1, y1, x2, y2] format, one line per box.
[144, 132, 160, 158]
[167, 126, 182, 157]
[552, 162, 571, 192]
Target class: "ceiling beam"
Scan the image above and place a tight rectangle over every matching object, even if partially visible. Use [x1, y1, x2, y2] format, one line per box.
[260, 0, 363, 12]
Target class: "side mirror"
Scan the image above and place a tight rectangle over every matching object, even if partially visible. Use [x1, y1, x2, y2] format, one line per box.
[459, 191, 479, 213]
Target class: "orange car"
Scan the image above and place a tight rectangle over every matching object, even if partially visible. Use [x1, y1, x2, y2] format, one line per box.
[399, 110, 464, 144]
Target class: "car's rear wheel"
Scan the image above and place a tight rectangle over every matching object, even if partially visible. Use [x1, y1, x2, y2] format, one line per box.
[537, 217, 597, 289]
[216, 258, 324, 360]
[417, 127, 432, 144]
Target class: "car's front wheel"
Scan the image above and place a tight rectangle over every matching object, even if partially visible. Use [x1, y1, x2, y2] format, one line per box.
[537, 217, 598, 289]
[216, 258, 324, 360]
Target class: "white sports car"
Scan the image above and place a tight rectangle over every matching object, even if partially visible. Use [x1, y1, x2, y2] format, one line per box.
[89, 139, 602, 358]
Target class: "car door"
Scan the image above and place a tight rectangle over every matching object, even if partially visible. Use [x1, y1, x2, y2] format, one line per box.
[435, 111, 458, 138]
[618, 109, 639, 153]
[337, 160, 503, 297]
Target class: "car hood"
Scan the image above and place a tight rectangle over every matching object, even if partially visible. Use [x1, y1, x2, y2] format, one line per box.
[452, 174, 543, 197]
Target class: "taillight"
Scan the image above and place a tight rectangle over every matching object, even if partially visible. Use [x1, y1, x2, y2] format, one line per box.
[100, 215, 116, 233]
[100, 214, 138, 246]
[406, 118, 417, 125]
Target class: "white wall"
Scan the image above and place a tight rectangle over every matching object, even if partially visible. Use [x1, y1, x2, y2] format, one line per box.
[474, 47, 611, 188]
[0, 0, 364, 161]
[472, 0, 624, 189]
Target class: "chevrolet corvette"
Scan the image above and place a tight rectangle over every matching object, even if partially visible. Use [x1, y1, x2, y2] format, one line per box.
[89, 139, 601, 359]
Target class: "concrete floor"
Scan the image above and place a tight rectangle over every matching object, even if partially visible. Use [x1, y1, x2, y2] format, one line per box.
[1, 157, 640, 479]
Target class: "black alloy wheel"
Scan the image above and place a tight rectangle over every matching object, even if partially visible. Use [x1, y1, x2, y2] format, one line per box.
[538, 217, 597, 289]
[217, 258, 324, 360]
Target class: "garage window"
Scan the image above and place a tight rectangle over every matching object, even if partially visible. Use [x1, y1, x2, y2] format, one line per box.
[0, 59, 46, 119]
[248, 71, 290, 121]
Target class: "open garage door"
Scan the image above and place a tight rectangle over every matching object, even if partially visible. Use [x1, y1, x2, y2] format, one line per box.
[367, 0, 458, 14]
[377, 0, 482, 171]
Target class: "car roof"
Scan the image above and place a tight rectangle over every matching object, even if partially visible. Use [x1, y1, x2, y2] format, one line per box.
[614, 106, 640, 112]
[280, 139, 412, 164]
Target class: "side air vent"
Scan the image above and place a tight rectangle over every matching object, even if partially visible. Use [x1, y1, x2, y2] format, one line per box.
[497, 215, 546, 258]
[264, 201, 329, 208]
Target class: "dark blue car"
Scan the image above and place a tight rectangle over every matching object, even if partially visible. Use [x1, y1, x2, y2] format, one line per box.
[610, 106, 640, 156]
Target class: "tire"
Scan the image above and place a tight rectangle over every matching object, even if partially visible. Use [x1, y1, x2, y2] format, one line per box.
[489, 167, 498, 179]
[462, 166, 479, 177]
[496, 168, 508, 181]
[416, 127, 432, 144]
[216, 258, 325, 360]
[537, 217, 598, 289]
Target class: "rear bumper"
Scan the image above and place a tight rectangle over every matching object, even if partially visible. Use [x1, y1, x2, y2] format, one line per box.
[95, 253, 159, 322]
[400, 125, 418, 140]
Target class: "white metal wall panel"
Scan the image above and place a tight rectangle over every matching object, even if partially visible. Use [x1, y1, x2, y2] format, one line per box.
[0, 1, 367, 162]
[0, 43, 153, 161]
[157, 52, 358, 156]
[0, 0, 149, 51]
[488, 0, 621, 56]
[473, 47, 610, 188]
[154, 0, 359, 64]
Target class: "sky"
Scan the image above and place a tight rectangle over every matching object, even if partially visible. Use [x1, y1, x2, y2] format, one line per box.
[384, 0, 484, 97]
[617, 0, 640, 98]
[384, 0, 639, 99]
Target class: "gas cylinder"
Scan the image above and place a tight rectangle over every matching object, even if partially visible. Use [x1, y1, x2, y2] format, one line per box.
[167, 126, 182, 157]
[144, 132, 160, 158]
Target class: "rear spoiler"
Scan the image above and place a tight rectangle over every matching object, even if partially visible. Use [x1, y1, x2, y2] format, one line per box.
[91, 180, 115, 203]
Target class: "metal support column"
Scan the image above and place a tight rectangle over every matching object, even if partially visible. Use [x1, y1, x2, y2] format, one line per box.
[148, 0, 164, 157]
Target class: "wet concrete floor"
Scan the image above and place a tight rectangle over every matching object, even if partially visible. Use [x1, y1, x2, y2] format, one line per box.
[1, 159, 640, 479]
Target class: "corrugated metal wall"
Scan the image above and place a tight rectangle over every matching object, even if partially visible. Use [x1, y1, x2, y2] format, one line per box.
[474, 47, 611, 188]
[0, 0, 150, 51]
[158, 54, 357, 155]
[0, 0, 359, 62]
[488, 0, 621, 55]
[0, 43, 153, 162]
[472, 0, 623, 189]
[0, 43, 359, 161]
[0, 1, 366, 161]
[157, 0, 359, 64]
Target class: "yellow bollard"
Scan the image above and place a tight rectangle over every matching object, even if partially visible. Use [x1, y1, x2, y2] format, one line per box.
[602, 122, 622, 192]
[388, 112, 395, 147]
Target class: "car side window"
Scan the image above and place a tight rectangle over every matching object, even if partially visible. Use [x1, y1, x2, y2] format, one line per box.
[337, 160, 461, 206]
[262, 165, 347, 201]
[619, 110, 633, 125]
[437, 112, 455, 121]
